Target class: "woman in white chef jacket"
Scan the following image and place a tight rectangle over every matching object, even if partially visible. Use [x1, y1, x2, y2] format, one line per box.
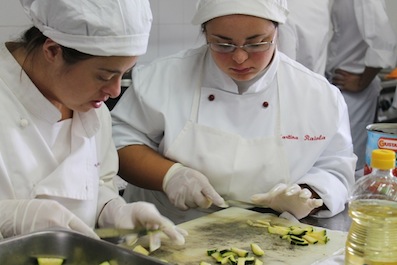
[112, 0, 357, 224]
[325, 0, 397, 173]
[0, 0, 186, 244]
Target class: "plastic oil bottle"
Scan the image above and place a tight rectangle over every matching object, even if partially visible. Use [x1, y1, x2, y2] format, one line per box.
[345, 149, 397, 265]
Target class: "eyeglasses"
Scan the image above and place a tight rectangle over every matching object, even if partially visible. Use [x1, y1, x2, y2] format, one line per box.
[208, 40, 275, 54]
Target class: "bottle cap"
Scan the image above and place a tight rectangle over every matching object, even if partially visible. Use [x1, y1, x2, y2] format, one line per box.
[371, 149, 396, 170]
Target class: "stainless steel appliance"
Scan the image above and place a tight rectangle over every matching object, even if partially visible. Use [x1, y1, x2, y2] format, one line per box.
[376, 79, 397, 123]
[0, 229, 165, 265]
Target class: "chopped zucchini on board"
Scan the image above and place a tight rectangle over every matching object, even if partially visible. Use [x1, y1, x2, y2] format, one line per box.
[237, 256, 255, 265]
[205, 246, 263, 265]
[230, 247, 249, 257]
[210, 251, 223, 263]
[133, 244, 150, 256]
[248, 219, 329, 246]
[302, 234, 318, 244]
[267, 225, 290, 236]
[206, 248, 218, 256]
[36, 257, 64, 265]
[250, 243, 264, 256]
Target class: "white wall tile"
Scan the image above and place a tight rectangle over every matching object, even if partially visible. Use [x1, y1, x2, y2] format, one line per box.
[182, 0, 198, 23]
[137, 0, 201, 65]
[158, 0, 185, 24]
[0, 26, 27, 42]
[0, 1, 30, 25]
[148, 0, 160, 24]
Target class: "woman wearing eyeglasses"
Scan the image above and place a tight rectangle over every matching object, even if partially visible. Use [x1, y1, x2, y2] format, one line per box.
[111, 0, 356, 224]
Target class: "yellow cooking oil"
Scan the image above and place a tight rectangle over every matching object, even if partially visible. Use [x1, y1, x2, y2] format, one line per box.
[345, 199, 397, 265]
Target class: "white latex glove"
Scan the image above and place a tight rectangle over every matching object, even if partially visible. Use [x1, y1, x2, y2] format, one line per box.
[163, 163, 227, 210]
[251, 183, 324, 219]
[98, 198, 188, 245]
[0, 199, 99, 239]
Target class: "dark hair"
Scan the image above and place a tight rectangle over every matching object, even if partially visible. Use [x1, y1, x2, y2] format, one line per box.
[19, 26, 94, 64]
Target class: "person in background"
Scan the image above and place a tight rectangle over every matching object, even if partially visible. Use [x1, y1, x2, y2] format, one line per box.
[0, 0, 186, 245]
[325, 0, 397, 175]
[278, 0, 332, 75]
[111, 0, 356, 224]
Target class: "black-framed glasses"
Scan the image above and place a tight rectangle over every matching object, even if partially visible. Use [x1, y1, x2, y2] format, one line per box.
[208, 40, 275, 54]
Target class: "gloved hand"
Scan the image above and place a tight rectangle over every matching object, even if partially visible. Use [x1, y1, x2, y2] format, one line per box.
[251, 183, 324, 219]
[163, 163, 227, 210]
[98, 198, 188, 245]
[0, 199, 99, 239]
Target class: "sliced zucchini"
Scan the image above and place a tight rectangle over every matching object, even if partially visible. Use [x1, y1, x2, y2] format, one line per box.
[231, 247, 249, 257]
[317, 235, 330, 244]
[306, 230, 329, 244]
[268, 225, 290, 236]
[302, 234, 318, 244]
[237, 257, 246, 265]
[289, 227, 307, 236]
[221, 256, 231, 264]
[219, 249, 232, 255]
[254, 258, 263, 265]
[291, 240, 309, 246]
[133, 245, 149, 256]
[221, 251, 235, 258]
[255, 219, 271, 226]
[250, 243, 264, 257]
[211, 251, 223, 262]
[281, 234, 290, 240]
[37, 257, 64, 265]
[237, 257, 256, 265]
[307, 230, 326, 238]
[244, 257, 255, 264]
[228, 254, 237, 264]
[200, 262, 212, 265]
[289, 235, 309, 246]
[282, 235, 292, 244]
[265, 222, 328, 246]
[207, 248, 218, 256]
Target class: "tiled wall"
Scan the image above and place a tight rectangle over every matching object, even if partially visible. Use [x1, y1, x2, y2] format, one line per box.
[0, 1, 30, 43]
[1, 0, 396, 66]
[143, 0, 205, 64]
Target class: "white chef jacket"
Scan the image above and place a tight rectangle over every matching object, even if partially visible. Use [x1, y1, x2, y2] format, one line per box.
[278, 0, 332, 75]
[0, 43, 120, 228]
[112, 45, 356, 223]
[325, 0, 397, 170]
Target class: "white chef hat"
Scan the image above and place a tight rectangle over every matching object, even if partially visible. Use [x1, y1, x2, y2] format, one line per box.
[192, 0, 288, 25]
[19, 0, 152, 56]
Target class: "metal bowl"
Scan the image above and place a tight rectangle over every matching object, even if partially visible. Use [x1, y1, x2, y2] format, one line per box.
[0, 229, 166, 265]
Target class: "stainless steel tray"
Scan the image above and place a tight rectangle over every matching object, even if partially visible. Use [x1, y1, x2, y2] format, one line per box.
[0, 229, 166, 265]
